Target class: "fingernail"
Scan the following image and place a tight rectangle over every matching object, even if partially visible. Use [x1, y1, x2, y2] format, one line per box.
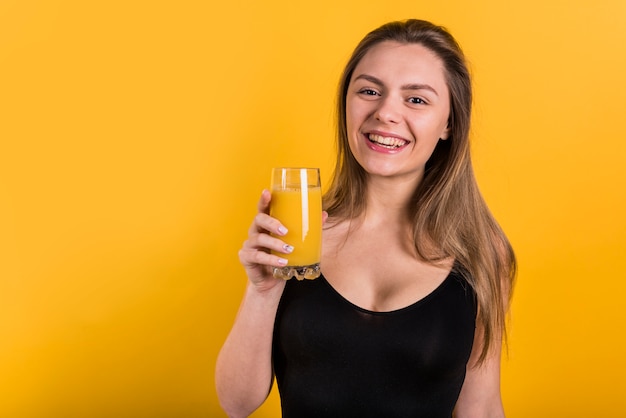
[283, 244, 294, 253]
[277, 258, 288, 266]
[278, 226, 288, 235]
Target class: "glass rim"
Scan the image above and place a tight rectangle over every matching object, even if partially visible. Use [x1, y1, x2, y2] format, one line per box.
[271, 167, 320, 171]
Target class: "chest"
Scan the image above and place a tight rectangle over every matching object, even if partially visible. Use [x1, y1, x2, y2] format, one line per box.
[277, 275, 476, 365]
[321, 223, 453, 312]
[272, 275, 477, 417]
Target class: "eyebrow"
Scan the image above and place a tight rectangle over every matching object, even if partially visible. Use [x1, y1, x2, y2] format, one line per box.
[353, 74, 439, 97]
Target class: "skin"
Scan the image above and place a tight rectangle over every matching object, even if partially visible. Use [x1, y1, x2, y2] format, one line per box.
[215, 41, 505, 418]
[346, 41, 451, 189]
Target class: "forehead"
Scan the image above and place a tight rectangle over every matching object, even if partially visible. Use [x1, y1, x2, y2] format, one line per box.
[352, 41, 448, 89]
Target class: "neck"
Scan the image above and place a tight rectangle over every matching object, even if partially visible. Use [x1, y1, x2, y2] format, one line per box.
[361, 173, 422, 226]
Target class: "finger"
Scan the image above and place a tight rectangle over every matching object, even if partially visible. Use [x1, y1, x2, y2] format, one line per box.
[241, 233, 294, 258]
[257, 189, 271, 214]
[255, 233, 294, 254]
[251, 212, 288, 236]
[239, 246, 288, 268]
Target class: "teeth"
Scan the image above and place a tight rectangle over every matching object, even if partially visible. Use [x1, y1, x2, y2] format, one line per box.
[368, 134, 407, 148]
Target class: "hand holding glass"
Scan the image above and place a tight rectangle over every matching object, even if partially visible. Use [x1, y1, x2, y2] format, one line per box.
[270, 168, 322, 280]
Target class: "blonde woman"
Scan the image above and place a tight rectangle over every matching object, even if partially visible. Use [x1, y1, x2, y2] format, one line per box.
[216, 19, 516, 418]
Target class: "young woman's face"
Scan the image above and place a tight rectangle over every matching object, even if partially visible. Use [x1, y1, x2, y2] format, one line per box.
[346, 41, 451, 183]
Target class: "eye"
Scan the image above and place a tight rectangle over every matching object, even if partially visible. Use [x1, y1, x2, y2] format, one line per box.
[358, 88, 379, 96]
[408, 97, 426, 105]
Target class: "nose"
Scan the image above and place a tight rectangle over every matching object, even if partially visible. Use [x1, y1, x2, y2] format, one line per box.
[374, 96, 401, 124]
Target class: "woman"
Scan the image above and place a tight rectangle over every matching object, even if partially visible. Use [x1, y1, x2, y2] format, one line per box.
[216, 19, 516, 418]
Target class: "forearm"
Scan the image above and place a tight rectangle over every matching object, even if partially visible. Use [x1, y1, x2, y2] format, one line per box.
[215, 281, 285, 418]
[453, 399, 504, 418]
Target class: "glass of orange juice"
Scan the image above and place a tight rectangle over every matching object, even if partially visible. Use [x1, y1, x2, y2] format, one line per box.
[270, 167, 322, 280]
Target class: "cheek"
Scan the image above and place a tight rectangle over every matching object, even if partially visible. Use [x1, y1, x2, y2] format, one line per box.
[345, 97, 368, 129]
[416, 113, 449, 138]
[345, 114, 361, 146]
[345, 112, 353, 132]
[345, 101, 356, 129]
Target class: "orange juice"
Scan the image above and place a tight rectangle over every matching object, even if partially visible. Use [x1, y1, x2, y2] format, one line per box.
[270, 186, 322, 266]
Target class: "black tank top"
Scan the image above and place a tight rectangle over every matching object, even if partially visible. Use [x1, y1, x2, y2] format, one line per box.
[272, 269, 477, 418]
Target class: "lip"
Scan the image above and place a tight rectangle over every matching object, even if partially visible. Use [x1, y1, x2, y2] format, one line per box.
[363, 130, 410, 154]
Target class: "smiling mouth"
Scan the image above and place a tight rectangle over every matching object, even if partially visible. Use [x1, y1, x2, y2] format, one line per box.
[368, 133, 408, 149]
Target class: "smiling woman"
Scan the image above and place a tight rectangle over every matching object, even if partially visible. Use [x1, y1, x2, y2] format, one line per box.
[345, 42, 451, 181]
[216, 19, 516, 418]
[2, 0, 625, 416]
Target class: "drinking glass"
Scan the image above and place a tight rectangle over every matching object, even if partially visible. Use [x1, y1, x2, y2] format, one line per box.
[270, 168, 322, 280]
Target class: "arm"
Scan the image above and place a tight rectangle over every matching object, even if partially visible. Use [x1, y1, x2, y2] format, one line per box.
[454, 231, 515, 418]
[215, 190, 291, 418]
[453, 325, 505, 418]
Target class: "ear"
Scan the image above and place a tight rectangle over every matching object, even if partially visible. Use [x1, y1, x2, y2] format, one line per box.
[439, 121, 451, 141]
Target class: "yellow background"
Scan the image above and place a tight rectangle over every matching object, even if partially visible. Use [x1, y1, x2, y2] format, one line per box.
[1, 0, 625, 417]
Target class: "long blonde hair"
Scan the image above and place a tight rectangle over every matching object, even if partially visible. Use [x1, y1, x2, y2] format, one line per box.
[324, 19, 516, 364]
